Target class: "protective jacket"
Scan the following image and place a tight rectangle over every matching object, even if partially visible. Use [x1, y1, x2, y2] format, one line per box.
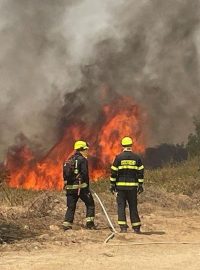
[63, 151, 89, 191]
[110, 150, 144, 190]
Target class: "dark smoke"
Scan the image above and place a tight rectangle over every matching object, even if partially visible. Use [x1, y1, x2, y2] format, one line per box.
[1, 0, 200, 161]
[81, 0, 200, 146]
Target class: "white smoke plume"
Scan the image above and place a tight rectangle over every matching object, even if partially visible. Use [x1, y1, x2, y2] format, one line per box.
[0, 0, 200, 160]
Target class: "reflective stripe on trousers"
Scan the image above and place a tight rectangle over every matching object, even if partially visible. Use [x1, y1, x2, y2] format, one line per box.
[86, 217, 94, 222]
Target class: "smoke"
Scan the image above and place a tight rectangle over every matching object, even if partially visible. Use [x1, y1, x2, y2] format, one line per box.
[0, 0, 117, 159]
[81, 0, 200, 145]
[1, 0, 200, 160]
[0, 0, 69, 158]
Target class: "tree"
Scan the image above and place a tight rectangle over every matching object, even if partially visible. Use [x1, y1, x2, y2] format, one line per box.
[187, 117, 200, 157]
[144, 143, 187, 169]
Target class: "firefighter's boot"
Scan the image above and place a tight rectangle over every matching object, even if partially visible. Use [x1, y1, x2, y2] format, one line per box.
[63, 221, 72, 231]
[120, 226, 127, 233]
[86, 221, 96, 230]
[133, 227, 141, 234]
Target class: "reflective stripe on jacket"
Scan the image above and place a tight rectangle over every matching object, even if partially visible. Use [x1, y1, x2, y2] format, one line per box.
[65, 182, 88, 190]
[110, 150, 144, 190]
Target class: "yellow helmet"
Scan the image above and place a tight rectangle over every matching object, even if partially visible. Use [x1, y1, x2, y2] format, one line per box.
[121, 136, 133, 147]
[74, 140, 89, 151]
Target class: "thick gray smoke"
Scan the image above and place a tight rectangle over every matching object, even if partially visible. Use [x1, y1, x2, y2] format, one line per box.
[83, 0, 200, 145]
[0, 0, 74, 158]
[0, 0, 200, 160]
[0, 0, 115, 159]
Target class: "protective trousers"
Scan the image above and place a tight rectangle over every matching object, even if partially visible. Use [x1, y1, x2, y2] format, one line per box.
[65, 188, 95, 224]
[117, 188, 141, 229]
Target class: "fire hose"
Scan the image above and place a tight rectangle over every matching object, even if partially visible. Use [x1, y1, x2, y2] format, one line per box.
[90, 189, 117, 243]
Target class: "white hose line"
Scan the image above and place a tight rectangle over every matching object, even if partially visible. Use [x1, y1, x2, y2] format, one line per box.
[90, 189, 118, 243]
[90, 189, 117, 234]
[107, 241, 200, 246]
[104, 232, 116, 244]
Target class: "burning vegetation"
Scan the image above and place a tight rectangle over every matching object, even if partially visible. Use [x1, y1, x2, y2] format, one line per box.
[5, 88, 146, 190]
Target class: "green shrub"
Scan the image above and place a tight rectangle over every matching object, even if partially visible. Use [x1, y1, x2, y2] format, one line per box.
[187, 117, 200, 157]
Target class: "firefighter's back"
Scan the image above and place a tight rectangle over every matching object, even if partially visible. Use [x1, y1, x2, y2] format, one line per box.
[115, 150, 142, 190]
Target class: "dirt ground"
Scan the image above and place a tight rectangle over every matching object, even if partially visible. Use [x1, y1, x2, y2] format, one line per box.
[0, 192, 200, 270]
[1, 242, 200, 270]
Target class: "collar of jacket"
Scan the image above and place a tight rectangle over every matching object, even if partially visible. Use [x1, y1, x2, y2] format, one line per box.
[75, 151, 88, 159]
[74, 151, 83, 157]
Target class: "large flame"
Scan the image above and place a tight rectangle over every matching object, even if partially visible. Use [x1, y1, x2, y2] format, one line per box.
[6, 95, 146, 190]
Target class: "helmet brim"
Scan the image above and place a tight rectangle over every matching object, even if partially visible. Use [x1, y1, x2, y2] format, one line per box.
[121, 144, 132, 147]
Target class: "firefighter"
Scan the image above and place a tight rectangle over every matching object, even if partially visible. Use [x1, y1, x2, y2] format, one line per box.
[63, 140, 96, 230]
[110, 136, 144, 233]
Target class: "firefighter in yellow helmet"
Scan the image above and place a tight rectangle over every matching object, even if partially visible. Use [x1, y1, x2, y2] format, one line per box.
[110, 136, 144, 233]
[63, 140, 96, 230]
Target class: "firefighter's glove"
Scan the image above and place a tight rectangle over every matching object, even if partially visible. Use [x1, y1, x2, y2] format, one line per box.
[137, 184, 144, 194]
[109, 184, 116, 195]
[63, 181, 68, 190]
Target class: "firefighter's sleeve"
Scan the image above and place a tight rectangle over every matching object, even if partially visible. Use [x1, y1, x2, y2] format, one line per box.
[110, 156, 119, 185]
[136, 158, 144, 185]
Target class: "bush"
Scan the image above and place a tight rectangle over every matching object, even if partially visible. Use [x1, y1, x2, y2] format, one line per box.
[187, 117, 200, 157]
[144, 143, 188, 169]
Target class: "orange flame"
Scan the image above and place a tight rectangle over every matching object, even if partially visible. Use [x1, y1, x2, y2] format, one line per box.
[6, 95, 146, 190]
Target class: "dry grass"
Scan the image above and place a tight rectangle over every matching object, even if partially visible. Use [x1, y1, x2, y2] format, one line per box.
[92, 158, 200, 195]
[91, 158, 200, 211]
[1, 158, 200, 207]
[0, 157, 199, 224]
[145, 158, 200, 196]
